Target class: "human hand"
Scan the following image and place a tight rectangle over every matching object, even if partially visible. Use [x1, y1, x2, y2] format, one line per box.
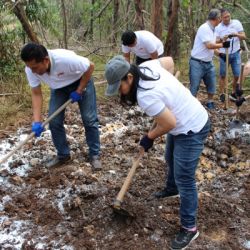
[139, 135, 154, 152]
[222, 41, 230, 48]
[70, 91, 82, 103]
[32, 122, 44, 137]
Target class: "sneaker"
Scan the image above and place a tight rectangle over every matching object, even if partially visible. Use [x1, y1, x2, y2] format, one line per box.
[219, 93, 225, 103]
[90, 155, 102, 171]
[46, 156, 71, 168]
[206, 102, 215, 109]
[171, 228, 199, 250]
[154, 187, 179, 199]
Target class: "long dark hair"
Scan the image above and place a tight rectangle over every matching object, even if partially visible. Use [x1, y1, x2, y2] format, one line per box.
[120, 64, 160, 106]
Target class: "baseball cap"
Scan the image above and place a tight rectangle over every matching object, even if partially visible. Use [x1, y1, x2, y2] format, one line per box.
[105, 55, 130, 96]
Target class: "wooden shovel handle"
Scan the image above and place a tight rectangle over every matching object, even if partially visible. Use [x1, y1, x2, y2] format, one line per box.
[0, 99, 72, 165]
[224, 48, 229, 110]
[114, 148, 144, 209]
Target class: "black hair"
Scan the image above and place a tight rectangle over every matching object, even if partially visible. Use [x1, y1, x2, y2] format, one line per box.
[21, 42, 48, 62]
[120, 64, 160, 106]
[121, 31, 136, 46]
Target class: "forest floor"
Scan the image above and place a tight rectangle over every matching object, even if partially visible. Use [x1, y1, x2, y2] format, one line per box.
[0, 90, 249, 250]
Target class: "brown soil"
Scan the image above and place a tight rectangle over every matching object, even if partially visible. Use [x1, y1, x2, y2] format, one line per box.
[0, 93, 249, 250]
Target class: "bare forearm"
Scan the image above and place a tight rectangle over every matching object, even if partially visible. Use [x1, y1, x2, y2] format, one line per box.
[123, 53, 130, 63]
[147, 109, 176, 140]
[77, 62, 94, 93]
[32, 90, 43, 122]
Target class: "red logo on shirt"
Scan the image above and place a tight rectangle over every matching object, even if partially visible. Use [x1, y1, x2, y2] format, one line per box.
[57, 72, 64, 77]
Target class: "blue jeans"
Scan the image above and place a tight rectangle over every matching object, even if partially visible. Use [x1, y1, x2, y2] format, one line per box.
[48, 78, 100, 159]
[219, 51, 241, 77]
[165, 119, 210, 228]
[189, 58, 216, 96]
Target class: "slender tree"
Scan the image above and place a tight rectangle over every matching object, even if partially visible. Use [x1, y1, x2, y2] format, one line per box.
[164, 0, 180, 59]
[5, 0, 39, 43]
[113, 0, 119, 44]
[61, 0, 68, 48]
[151, 0, 163, 39]
[134, 0, 144, 30]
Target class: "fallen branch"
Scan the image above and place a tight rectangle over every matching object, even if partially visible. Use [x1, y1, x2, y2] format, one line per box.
[0, 93, 20, 97]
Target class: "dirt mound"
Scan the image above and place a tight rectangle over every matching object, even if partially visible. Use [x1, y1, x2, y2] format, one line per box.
[0, 95, 249, 249]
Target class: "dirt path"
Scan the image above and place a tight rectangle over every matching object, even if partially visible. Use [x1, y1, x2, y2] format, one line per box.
[0, 95, 249, 250]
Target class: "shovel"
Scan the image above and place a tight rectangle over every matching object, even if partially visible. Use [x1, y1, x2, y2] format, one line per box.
[0, 99, 72, 165]
[224, 48, 229, 110]
[113, 147, 144, 217]
[229, 63, 245, 129]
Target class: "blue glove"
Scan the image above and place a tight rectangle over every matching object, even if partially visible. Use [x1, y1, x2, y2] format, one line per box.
[32, 122, 44, 137]
[70, 91, 82, 103]
[139, 135, 154, 152]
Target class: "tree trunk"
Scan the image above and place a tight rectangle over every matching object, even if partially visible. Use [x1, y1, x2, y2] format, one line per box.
[90, 0, 95, 40]
[112, 0, 119, 44]
[6, 0, 39, 43]
[126, 0, 132, 30]
[151, 0, 163, 39]
[84, 0, 113, 38]
[164, 0, 180, 59]
[61, 0, 68, 48]
[134, 0, 145, 30]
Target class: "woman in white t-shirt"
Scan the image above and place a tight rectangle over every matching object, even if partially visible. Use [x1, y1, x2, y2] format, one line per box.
[105, 55, 210, 250]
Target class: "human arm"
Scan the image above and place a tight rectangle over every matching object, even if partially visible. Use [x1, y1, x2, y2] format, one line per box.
[31, 86, 43, 122]
[148, 108, 176, 140]
[76, 61, 94, 94]
[123, 52, 130, 63]
[150, 50, 158, 60]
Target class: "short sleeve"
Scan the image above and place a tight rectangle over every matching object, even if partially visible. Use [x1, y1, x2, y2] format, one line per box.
[199, 26, 213, 43]
[142, 38, 157, 54]
[138, 94, 165, 117]
[25, 67, 41, 88]
[122, 45, 131, 54]
[68, 55, 90, 74]
[235, 20, 244, 32]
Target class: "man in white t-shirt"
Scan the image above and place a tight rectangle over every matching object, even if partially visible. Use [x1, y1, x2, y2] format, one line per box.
[20, 43, 101, 170]
[189, 9, 230, 109]
[104, 55, 210, 249]
[215, 9, 246, 102]
[121, 30, 164, 65]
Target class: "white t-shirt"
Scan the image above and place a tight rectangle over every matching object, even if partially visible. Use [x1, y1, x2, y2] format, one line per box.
[191, 22, 216, 62]
[25, 49, 90, 89]
[215, 20, 244, 54]
[137, 60, 208, 136]
[122, 30, 164, 59]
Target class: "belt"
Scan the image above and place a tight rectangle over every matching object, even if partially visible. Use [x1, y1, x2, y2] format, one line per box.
[219, 49, 241, 56]
[190, 57, 211, 64]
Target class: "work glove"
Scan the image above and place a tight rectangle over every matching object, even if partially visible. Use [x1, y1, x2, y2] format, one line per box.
[32, 122, 44, 137]
[219, 53, 226, 62]
[235, 97, 246, 107]
[70, 91, 82, 103]
[222, 41, 230, 48]
[139, 135, 154, 152]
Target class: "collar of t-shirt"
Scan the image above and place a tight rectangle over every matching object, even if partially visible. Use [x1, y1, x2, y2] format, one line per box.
[47, 50, 55, 75]
[207, 21, 215, 32]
